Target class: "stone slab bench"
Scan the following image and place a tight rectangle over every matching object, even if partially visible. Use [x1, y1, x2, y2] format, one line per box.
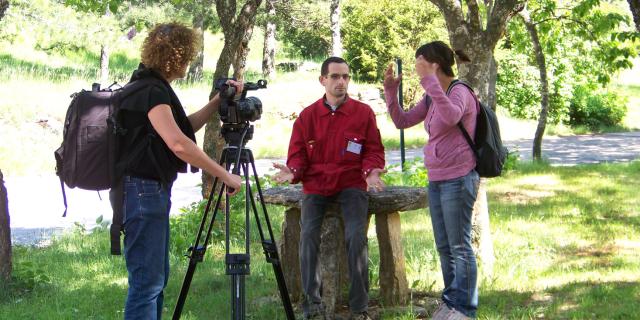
[262, 185, 427, 316]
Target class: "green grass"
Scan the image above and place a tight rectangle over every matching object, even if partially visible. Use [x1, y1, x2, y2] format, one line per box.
[620, 84, 640, 130]
[2, 161, 639, 319]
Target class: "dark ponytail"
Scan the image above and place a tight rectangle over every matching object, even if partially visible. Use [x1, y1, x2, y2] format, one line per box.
[454, 49, 471, 63]
[416, 41, 471, 77]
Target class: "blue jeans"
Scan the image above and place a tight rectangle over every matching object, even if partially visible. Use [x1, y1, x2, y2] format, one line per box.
[122, 176, 172, 320]
[428, 170, 479, 318]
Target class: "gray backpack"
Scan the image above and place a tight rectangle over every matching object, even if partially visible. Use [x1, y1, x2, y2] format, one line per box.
[54, 79, 156, 254]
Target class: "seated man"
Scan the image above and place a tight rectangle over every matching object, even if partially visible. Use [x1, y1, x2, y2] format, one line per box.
[273, 56, 385, 320]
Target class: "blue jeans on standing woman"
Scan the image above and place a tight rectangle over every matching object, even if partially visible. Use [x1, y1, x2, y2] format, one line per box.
[121, 176, 172, 320]
[428, 170, 480, 318]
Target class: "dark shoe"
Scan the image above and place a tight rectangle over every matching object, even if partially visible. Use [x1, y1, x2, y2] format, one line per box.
[303, 303, 326, 320]
[350, 311, 372, 320]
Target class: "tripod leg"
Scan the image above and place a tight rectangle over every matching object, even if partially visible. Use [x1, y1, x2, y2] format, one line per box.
[172, 151, 229, 320]
[228, 161, 252, 320]
[245, 151, 296, 320]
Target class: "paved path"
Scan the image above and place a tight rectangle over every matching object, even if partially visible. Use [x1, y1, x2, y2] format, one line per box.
[387, 131, 640, 166]
[7, 131, 640, 246]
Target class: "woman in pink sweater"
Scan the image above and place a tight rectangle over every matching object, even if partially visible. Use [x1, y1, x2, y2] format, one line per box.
[384, 41, 480, 320]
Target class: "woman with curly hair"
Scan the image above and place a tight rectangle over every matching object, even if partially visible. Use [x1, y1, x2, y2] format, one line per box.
[110, 22, 243, 319]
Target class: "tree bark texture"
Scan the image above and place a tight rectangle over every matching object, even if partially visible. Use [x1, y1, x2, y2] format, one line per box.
[187, 13, 206, 82]
[521, 8, 549, 161]
[487, 55, 498, 109]
[0, 0, 9, 22]
[427, 0, 526, 275]
[330, 0, 342, 57]
[202, 0, 262, 197]
[0, 169, 12, 284]
[262, 0, 276, 79]
[628, 0, 640, 32]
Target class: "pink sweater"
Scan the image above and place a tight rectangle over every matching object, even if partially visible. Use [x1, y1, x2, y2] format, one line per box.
[385, 75, 477, 182]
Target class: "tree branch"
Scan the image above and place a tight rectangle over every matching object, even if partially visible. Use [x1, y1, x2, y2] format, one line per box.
[428, 0, 466, 41]
[485, 0, 525, 47]
[466, 0, 482, 31]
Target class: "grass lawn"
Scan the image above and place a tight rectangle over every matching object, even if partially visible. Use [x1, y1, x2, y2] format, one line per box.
[2, 161, 638, 319]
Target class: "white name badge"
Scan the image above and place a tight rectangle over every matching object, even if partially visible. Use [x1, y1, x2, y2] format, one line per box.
[347, 141, 362, 154]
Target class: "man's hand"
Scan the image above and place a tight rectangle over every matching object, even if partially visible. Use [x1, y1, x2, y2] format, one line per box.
[223, 173, 243, 196]
[383, 63, 401, 88]
[415, 55, 439, 79]
[366, 168, 387, 192]
[272, 162, 294, 184]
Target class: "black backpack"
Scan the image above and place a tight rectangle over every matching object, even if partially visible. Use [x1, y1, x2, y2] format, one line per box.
[54, 79, 156, 255]
[447, 80, 508, 178]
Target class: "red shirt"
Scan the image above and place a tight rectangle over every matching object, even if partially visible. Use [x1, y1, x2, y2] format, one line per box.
[286, 96, 385, 196]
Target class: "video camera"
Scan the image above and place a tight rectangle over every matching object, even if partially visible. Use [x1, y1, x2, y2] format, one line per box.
[215, 78, 267, 124]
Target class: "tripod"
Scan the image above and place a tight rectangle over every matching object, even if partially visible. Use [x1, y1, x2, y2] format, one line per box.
[172, 123, 295, 320]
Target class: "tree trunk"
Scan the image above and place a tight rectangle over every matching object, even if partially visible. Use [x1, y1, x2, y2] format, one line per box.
[628, 0, 640, 32]
[0, 169, 12, 285]
[487, 55, 498, 110]
[0, 0, 9, 22]
[232, 24, 255, 80]
[521, 9, 549, 161]
[202, 0, 263, 196]
[99, 8, 111, 85]
[262, 0, 276, 80]
[100, 44, 109, 85]
[187, 13, 206, 82]
[428, 0, 526, 275]
[329, 0, 342, 57]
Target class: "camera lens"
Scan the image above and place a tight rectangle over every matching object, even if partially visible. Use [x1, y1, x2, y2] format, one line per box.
[238, 97, 262, 122]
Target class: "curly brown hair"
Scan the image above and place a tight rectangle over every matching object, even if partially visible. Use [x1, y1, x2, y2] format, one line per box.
[141, 22, 202, 79]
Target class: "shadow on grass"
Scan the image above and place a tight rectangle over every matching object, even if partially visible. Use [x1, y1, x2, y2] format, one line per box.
[490, 162, 640, 242]
[0, 227, 291, 319]
[481, 281, 640, 319]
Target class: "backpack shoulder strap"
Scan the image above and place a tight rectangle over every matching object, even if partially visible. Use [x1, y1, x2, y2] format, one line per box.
[446, 79, 480, 155]
[109, 180, 124, 255]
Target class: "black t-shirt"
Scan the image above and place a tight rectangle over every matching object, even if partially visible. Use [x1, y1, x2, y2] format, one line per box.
[116, 66, 197, 183]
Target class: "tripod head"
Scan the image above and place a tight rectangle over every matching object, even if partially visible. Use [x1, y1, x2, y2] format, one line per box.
[221, 122, 254, 149]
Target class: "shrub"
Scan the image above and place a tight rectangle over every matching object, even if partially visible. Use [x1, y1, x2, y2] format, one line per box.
[567, 85, 627, 129]
[276, 1, 331, 59]
[496, 54, 541, 120]
[382, 158, 428, 187]
[341, 0, 444, 82]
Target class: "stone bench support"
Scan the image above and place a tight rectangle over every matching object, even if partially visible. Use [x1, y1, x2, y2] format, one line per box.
[263, 185, 427, 316]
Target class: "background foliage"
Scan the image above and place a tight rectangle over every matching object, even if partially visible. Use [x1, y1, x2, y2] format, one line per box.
[498, 0, 638, 128]
[341, 0, 444, 82]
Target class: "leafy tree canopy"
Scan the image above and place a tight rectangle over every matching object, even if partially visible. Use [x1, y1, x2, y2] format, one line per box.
[498, 0, 638, 126]
[341, 0, 445, 83]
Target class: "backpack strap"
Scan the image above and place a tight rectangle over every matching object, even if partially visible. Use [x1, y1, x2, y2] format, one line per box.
[59, 177, 68, 217]
[109, 179, 124, 255]
[447, 80, 480, 158]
